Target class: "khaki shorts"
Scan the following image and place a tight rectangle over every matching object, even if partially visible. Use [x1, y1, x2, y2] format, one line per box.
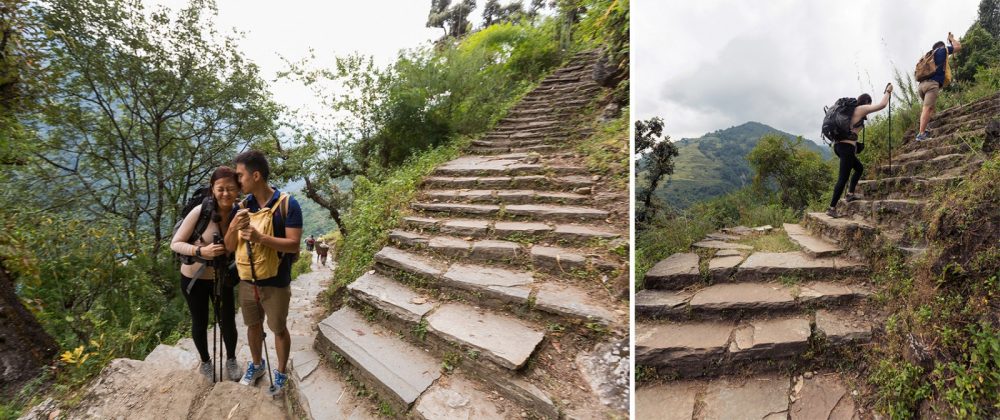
[918, 80, 940, 108]
[239, 281, 290, 334]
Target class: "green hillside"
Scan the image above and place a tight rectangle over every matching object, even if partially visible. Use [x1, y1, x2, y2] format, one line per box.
[638, 121, 831, 209]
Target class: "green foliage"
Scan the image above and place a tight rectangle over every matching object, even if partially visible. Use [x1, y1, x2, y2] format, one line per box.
[577, 111, 628, 190]
[291, 251, 313, 280]
[747, 134, 833, 211]
[634, 116, 676, 222]
[978, 0, 1000, 39]
[331, 139, 467, 294]
[953, 23, 1000, 84]
[871, 358, 933, 418]
[935, 321, 1000, 418]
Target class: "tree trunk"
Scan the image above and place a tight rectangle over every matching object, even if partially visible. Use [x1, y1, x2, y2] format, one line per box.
[0, 262, 58, 398]
[303, 176, 349, 238]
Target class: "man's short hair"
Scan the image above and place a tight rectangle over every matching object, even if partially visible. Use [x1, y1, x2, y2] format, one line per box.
[933, 41, 946, 49]
[857, 93, 872, 105]
[234, 150, 270, 181]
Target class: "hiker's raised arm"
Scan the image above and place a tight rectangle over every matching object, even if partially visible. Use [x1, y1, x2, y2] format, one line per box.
[949, 32, 961, 53]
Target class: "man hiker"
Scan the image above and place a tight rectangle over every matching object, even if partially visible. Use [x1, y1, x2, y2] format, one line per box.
[225, 150, 302, 395]
[916, 32, 961, 142]
[316, 239, 329, 266]
[305, 235, 315, 253]
[826, 84, 893, 218]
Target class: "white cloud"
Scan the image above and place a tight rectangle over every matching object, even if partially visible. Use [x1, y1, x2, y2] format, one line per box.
[634, 0, 980, 140]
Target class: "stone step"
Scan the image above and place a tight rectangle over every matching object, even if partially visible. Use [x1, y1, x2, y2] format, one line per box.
[432, 155, 588, 177]
[388, 229, 616, 274]
[801, 212, 877, 251]
[636, 310, 871, 377]
[316, 307, 442, 410]
[898, 128, 986, 154]
[930, 91, 1000, 121]
[856, 175, 962, 199]
[422, 174, 593, 191]
[735, 252, 866, 281]
[875, 153, 981, 178]
[783, 223, 843, 258]
[635, 281, 871, 319]
[925, 108, 998, 136]
[891, 143, 972, 165]
[643, 253, 701, 290]
[472, 137, 549, 148]
[839, 199, 927, 229]
[373, 246, 618, 325]
[411, 202, 610, 221]
[469, 145, 559, 155]
[400, 216, 619, 243]
[636, 374, 860, 420]
[421, 189, 590, 205]
[289, 348, 377, 420]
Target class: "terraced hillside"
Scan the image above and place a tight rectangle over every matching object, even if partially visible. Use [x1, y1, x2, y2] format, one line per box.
[316, 50, 630, 419]
[635, 91, 999, 419]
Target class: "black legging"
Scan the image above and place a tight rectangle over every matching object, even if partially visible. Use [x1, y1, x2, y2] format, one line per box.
[180, 275, 237, 362]
[830, 142, 864, 208]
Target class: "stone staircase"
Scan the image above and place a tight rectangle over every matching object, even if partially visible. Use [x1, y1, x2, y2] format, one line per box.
[315, 50, 629, 419]
[805, 91, 1000, 258]
[19, 261, 377, 420]
[635, 225, 873, 419]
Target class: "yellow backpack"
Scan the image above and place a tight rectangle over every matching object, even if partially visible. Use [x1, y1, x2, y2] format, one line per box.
[235, 193, 289, 281]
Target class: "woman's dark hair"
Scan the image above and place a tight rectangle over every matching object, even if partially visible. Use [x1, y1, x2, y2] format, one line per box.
[210, 166, 240, 188]
[857, 93, 872, 105]
[234, 150, 270, 181]
[933, 41, 946, 49]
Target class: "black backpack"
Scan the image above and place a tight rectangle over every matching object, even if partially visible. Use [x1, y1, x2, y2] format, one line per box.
[173, 186, 217, 265]
[822, 97, 859, 144]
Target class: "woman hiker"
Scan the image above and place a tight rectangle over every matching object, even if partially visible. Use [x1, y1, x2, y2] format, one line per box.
[171, 166, 242, 381]
[827, 83, 893, 218]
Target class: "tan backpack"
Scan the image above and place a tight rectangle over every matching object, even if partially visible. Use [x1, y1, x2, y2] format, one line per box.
[235, 193, 290, 281]
[915, 47, 951, 86]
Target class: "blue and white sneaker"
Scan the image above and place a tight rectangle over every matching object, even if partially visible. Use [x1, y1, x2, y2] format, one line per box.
[239, 361, 266, 386]
[267, 370, 288, 396]
[915, 131, 931, 142]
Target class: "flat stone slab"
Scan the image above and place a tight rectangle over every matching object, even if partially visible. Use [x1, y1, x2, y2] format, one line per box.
[636, 322, 734, 370]
[471, 239, 520, 260]
[348, 271, 437, 323]
[790, 374, 858, 420]
[435, 155, 542, 175]
[292, 355, 375, 420]
[494, 221, 553, 236]
[505, 204, 609, 220]
[693, 240, 754, 250]
[389, 229, 430, 247]
[634, 289, 693, 317]
[413, 202, 500, 215]
[635, 382, 699, 420]
[706, 232, 741, 241]
[552, 224, 619, 240]
[737, 252, 865, 280]
[798, 282, 871, 304]
[191, 381, 285, 420]
[440, 219, 491, 236]
[375, 246, 444, 278]
[414, 376, 506, 420]
[702, 376, 790, 420]
[784, 223, 843, 257]
[317, 308, 441, 408]
[428, 236, 472, 256]
[143, 343, 200, 371]
[576, 340, 629, 411]
[708, 255, 744, 280]
[714, 249, 743, 257]
[441, 263, 533, 303]
[425, 304, 544, 370]
[644, 253, 701, 290]
[534, 283, 617, 324]
[690, 283, 796, 312]
[730, 317, 811, 360]
[815, 310, 872, 345]
[402, 216, 440, 229]
[531, 245, 587, 271]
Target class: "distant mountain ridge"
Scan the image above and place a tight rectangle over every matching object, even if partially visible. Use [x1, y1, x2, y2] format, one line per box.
[638, 121, 831, 210]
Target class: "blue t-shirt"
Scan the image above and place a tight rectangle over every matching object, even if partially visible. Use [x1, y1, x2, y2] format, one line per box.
[929, 45, 954, 87]
[231, 188, 303, 287]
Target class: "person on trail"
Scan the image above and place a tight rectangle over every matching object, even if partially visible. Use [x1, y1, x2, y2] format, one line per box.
[305, 235, 315, 254]
[826, 84, 893, 218]
[225, 151, 302, 396]
[916, 32, 962, 142]
[316, 240, 329, 266]
[171, 166, 242, 382]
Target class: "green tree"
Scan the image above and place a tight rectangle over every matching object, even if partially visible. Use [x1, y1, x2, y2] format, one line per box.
[635, 117, 677, 223]
[979, 0, 1000, 39]
[746, 134, 832, 211]
[482, 0, 524, 26]
[954, 23, 1000, 83]
[427, 0, 477, 38]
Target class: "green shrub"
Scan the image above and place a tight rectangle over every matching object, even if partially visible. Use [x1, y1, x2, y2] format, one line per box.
[292, 251, 313, 279]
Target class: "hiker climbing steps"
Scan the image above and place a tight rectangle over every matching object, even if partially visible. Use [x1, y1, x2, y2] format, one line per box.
[315, 49, 629, 418]
[636, 223, 873, 415]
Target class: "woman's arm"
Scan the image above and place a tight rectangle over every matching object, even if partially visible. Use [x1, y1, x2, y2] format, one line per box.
[171, 205, 202, 256]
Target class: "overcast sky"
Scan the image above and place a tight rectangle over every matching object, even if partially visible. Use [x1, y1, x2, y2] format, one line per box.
[634, 0, 980, 141]
[143, 0, 496, 115]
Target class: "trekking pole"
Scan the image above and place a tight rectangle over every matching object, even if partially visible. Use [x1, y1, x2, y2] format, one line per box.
[887, 82, 893, 180]
[244, 229, 275, 393]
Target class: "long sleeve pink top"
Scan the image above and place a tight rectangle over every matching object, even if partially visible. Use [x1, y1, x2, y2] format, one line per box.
[170, 204, 222, 280]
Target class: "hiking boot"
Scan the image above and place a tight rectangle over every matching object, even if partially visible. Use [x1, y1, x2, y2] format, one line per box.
[915, 131, 931, 142]
[226, 358, 241, 382]
[239, 360, 266, 386]
[844, 193, 861, 203]
[826, 207, 839, 218]
[199, 360, 213, 381]
[266, 370, 288, 396]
